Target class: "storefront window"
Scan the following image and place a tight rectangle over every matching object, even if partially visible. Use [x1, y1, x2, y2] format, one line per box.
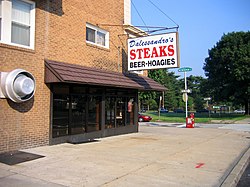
[105, 97, 115, 129]
[53, 94, 69, 137]
[116, 97, 125, 127]
[105, 96, 135, 128]
[52, 85, 137, 138]
[71, 95, 86, 135]
[87, 96, 101, 132]
[72, 86, 87, 94]
[52, 85, 104, 137]
[126, 98, 135, 125]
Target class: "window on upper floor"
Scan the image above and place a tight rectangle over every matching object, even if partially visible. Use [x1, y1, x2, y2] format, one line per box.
[86, 23, 109, 49]
[0, 0, 35, 49]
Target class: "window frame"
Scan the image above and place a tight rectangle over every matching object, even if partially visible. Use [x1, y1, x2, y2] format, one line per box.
[86, 23, 109, 49]
[0, 0, 35, 49]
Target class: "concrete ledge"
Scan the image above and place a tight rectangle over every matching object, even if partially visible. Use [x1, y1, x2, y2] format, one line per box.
[221, 147, 250, 187]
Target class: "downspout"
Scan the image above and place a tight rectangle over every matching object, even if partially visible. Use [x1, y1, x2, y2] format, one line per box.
[117, 46, 121, 72]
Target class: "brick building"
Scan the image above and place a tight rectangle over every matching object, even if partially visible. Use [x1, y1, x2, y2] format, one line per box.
[0, 0, 165, 153]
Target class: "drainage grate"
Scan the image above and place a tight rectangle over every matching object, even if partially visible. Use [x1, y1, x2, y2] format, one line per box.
[0, 151, 45, 165]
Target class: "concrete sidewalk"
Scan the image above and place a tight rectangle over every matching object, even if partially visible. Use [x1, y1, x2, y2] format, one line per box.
[0, 125, 250, 187]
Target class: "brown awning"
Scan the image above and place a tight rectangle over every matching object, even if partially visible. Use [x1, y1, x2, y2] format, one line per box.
[45, 59, 166, 91]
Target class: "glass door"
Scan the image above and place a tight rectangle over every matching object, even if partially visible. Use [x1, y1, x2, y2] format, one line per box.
[87, 96, 101, 132]
[52, 95, 69, 137]
[70, 95, 86, 134]
[116, 97, 125, 127]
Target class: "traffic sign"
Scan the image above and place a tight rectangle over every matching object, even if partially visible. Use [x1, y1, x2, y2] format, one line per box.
[181, 89, 191, 93]
[178, 67, 192, 72]
[204, 97, 211, 101]
[213, 106, 220, 109]
[182, 93, 188, 102]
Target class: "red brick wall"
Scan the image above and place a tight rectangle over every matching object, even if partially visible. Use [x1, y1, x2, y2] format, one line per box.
[0, 0, 125, 153]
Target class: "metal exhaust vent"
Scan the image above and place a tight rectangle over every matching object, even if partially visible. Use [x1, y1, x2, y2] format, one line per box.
[0, 69, 36, 103]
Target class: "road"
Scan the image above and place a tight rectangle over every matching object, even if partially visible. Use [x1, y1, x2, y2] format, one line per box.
[140, 120, 250, 187]
[140, 121, 250, 132]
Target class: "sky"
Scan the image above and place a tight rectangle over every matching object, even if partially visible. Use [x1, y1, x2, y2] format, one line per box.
[131, 0, 250, 77]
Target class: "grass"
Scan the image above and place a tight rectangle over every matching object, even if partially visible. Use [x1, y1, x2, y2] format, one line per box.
[144, 111, 249, 123]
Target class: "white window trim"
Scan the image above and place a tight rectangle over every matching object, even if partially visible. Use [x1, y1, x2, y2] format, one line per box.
[0, 0, 35, 49]
[86, 23, 109, 49]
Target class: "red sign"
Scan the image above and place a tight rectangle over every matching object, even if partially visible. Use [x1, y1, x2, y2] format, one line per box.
[128, 32, 180, 71]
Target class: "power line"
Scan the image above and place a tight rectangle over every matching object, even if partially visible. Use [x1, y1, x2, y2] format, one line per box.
[98, 23, 178, 35]
[147, 0, 179, 28]
[131, 0, 149, 32]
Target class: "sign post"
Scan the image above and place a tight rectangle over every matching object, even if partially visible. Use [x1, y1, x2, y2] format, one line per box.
[204, 97, 212, 118]
[158, 96, 162, 120]
[178, 67, 192, 118]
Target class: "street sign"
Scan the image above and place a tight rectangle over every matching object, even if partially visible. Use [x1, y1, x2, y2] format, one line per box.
[213, 106, 220, 109]
[178, 67, 192, 72]
[181, 89, 191, 93]
[182, 93, 188, 102]
[204, 97, 212, 101]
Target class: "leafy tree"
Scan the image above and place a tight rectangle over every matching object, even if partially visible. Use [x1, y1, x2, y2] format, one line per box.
[139, 69, 183, 111]
[203, 31, 250, 115]
[138, 69, 165, 111]
[186, 75, 207, 110]
[145, 99, 158, 110]
[163, 71, 181, 110]
[148, 69, 166, 85]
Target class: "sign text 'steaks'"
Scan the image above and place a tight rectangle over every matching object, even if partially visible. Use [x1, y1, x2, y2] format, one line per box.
[128, 32, 180, 71]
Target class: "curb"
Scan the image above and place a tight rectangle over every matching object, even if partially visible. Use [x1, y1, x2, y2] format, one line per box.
[220, 146, 250, 187]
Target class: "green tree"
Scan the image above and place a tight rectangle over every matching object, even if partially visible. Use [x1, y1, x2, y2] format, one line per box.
[203, 31, 250, 115]
[186, 75, 207, 110]
[162, 71, 180, 110]
[145, 99, 158, 110]
[138, 69, 165, 111]
[149, 69, 185, 111]
[139, 69, 183, 111]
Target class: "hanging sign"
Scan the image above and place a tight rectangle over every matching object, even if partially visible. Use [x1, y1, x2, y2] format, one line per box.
[128, 32, 180, 71]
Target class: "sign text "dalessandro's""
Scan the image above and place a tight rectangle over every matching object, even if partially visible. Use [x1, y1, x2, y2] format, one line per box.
[128, 32, 179, 71]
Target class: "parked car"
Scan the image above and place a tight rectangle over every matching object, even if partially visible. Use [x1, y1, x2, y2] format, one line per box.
[196, 109, 209, 113]
[159, 108, 169, 113]
[234, 109, 245, 114]
[173, 109, 184, 113]
[138, 113, 152, 122]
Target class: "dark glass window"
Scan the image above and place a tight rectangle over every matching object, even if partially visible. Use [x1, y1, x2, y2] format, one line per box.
[105, 97, 115, 129]
[53, 84, 69, 94]
[72, 86, 87, 94]
[126, 98, 135, 125]
[89, 87, 103, 94]
[87, 96, 101, 132]
[86, 27, 95, 43]
[105, 88, 117, 96]
[52, 84, 137, 137]
[116, 97, 126, 127]
[105, 96, 134, 128]
[71, 95, 86, 134]
[52, 95, 69, 138]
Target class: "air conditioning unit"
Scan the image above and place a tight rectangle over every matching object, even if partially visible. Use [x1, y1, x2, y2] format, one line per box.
[0, 69, 36, 103]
